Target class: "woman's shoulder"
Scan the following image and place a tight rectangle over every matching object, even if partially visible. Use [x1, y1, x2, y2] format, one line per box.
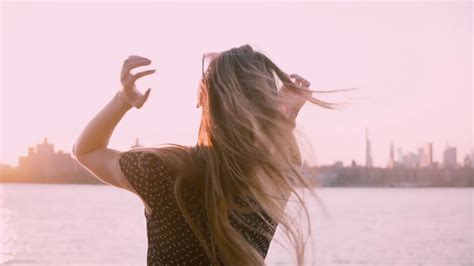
[123, 144, 193, 164]
[123, 144, 207, 180]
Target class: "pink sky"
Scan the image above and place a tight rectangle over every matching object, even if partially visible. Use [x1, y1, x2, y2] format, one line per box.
[1, 1, 472, 167]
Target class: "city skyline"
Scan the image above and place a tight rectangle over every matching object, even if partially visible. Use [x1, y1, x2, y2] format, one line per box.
[2, 2, 472, 167]
[2, 136, 472, 169]
[2, 130, 471, 168]
[2, 136, 471, 187]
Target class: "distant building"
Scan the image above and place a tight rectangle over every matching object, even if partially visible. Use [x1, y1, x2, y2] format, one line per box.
[16, 137, 98, 183]
[471, 149, 474, 168]
[396, 144, 434, 169]
[421, 143, 433, 167]
[18, 138, 82, 178]
[401, 152, 420, 168]
[131, 138, 142, 148]
[397, 147, 403, 163]
[463, 155, 472, 168]
[443, 145, 457, 168]
[387, 140, 395, 168]
[417, 147, 423, 167]
[351, 160, 357, 168]
[333, 161, 343, 168]
[365, 128, 373, 168]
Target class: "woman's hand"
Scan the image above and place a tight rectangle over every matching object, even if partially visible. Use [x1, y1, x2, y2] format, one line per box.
[119, 55, 156, 109]
[279, 73, 312, 120]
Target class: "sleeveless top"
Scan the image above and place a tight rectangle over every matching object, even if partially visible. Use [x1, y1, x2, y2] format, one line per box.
[118, 150, 278, 265]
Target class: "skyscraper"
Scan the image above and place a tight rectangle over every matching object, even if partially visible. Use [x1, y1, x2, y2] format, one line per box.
[387, 140, 395, 168]
[397, 147, 403, 163]
[471, 149, 474, 168]
[421, 143, 433, 167]
[365, 128, 373, 168]
[443, 145, 457, 168]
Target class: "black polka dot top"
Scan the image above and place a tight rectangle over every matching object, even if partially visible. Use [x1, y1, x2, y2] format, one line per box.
[118, 150, 278, 265]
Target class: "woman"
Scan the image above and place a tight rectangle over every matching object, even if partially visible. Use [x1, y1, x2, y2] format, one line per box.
[73, 44, 345, 265]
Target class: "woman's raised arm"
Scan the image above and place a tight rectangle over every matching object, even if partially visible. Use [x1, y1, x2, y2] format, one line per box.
[72, 55, 155, 192]
[73, 55, 155, 156]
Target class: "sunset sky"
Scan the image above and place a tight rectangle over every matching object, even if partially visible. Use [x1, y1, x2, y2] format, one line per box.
[1, 1, 472, 167]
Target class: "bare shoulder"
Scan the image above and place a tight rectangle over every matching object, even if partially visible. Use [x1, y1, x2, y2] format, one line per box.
[74, 148, 132, 190]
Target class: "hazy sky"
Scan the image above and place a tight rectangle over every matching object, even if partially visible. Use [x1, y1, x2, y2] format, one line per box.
[1, 1, 472, 167]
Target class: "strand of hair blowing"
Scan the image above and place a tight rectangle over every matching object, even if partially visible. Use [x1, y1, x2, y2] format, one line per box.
[133, 44, 352, 265]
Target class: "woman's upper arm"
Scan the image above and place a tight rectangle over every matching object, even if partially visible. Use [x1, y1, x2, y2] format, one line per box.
[73, 148, 138, 194]
[75, 147, 181, 214]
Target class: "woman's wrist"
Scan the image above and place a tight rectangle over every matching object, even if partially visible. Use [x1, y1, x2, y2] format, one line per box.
[114, 90, 134, 111]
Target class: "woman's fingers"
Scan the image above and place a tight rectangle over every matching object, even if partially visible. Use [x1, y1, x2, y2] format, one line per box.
[121, 56, 152, 79]
[120, 55, 156, 92]
[289, 73, 311, 87]
[135, 88, 151, 109]
[280, 73, 313, 112]
[290, 74, 306, 80]
[118, 55, 155, 109]
[131, 69, 156, 83]
[122, 58, 151, 74]
[122, 69, 155, 90]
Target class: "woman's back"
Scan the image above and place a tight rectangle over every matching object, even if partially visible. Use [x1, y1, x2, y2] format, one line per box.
[118, 149, 280, 265]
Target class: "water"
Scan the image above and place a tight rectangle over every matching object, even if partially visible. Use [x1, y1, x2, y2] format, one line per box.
[0, 184, 472, 265]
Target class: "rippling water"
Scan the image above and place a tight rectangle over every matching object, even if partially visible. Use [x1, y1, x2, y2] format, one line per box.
[0, 184, 472, 265]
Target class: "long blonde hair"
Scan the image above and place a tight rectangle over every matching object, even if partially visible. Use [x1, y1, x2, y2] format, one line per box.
[127, 44, 351, 265]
